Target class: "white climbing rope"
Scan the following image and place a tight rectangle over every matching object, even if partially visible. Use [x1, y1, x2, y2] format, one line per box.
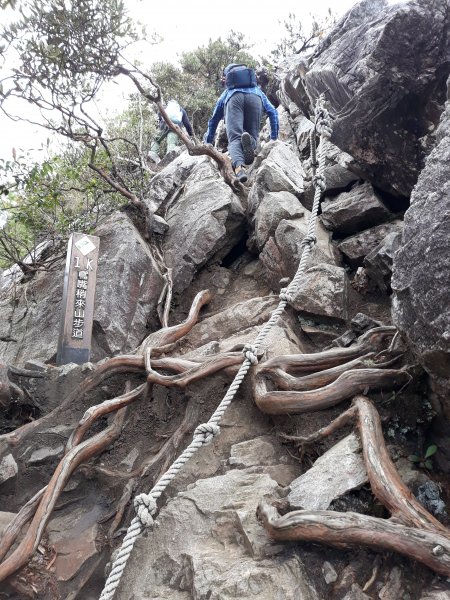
[99, 98, 332, 600]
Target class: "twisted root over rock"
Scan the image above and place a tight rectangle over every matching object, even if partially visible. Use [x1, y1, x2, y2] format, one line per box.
[253, 327, 409, 414]
[0, 290, 413, 585]
[257, 396, 450, 575]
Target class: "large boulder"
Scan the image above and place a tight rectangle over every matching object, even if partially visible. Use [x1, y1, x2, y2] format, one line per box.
[144, 152, 206, 211]
[321, 182, 392, 236]
[364, 231, 402, 293]
[292, 0, 450, 198]
[259, 214, 335, 290]
[163, 161, 246, 293]
[290, 263, 349, 324]
[91, 212, 165, 358]
[392, 90, 450, 406]
[338, 220, 403, 268]
[288, 434, 368, 510]
[248, 141, 305, 214]
[252, 190, 304, 250]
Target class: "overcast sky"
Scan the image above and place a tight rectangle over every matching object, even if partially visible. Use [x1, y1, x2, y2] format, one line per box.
[0, 0, 358, 162]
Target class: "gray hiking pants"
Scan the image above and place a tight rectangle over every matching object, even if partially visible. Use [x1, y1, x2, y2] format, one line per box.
[225, 92, 263, 168]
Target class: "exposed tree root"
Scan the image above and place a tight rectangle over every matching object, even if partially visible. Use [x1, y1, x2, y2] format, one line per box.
[0, 408, 127, 583]
[257, 395, 450, 575]
[0, 289, 212, 453]
[0, 291, 215, 584]
[67, 383, 148, 450]
[252, 327, 408, 414]
[254, 368, 410, 414]
[258, 504, 450, 576]
[0, 298, 413, 587]
[0, 360, 24, 408]
[258, 326, 397, 375]
[260, 352, 403, 391]
[146, 351, 242, 388]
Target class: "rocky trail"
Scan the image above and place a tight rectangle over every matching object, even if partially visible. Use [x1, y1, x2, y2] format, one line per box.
[0, 0, 450, 598]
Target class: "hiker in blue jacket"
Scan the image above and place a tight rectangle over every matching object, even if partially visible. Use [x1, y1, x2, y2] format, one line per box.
[204, 63, 279, 183]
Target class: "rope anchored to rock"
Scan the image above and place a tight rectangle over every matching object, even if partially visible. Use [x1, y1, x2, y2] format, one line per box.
[98, 96, 332, 600]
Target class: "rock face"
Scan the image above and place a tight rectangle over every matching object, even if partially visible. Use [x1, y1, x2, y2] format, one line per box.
[286, 0, 450, 198]
[117, 469, 319, 600]
[392, 93, 450, 405]
[288, 434, 368, 510]
[0, 264, 64, 366]
[321, 182, 392, 236]
[92, 212, 165, 359]
[144, 153, 205, 211]
[163, 160, 246, 292]
[2, 2, 450, 598]
[290, 263, 349, 323]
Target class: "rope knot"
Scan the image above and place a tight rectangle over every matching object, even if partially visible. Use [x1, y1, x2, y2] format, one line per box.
[316, 117, 332, 138]
[301, 234, 317, 248]
[312, 173, 326, 192]
[134, 493, 157, 528]
[243, 343, 259, 365]
[194, 422, 220, 445]
[279, 287, 294, 304]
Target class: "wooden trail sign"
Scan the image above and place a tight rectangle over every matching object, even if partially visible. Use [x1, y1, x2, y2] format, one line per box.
[56, 233, 100, 366]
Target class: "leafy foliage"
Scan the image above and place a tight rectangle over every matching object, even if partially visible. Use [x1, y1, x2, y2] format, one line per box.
[270, 11, 336, 63]
[3, 0, 134, 101]
[408, 444, 438, 471]
[0, 147, 125, 270]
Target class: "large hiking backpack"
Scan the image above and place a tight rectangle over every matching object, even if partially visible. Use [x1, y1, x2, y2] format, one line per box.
[165, 100, 183, 125]
[225, 64, 257, 90]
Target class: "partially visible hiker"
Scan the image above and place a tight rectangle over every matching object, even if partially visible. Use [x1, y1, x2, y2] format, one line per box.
[149, 99, 194, 162]
[204, 63, 279, 183]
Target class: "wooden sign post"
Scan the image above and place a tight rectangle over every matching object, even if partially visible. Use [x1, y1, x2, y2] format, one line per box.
[56, 233, 100, 366]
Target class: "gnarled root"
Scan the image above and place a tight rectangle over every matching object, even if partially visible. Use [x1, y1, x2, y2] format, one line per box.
[0, 360, 25, 409]
[257, 326, 397, 375]
[257, 395, 450, 575]
[253, 327, 408, 415]
[0, 290, 212, 452]
[254, 368, 409, 414]
[257, 503, 450, 576]
[0, 291, 216, 582]
[0, 408, 127, 583]
[140, 289, 212, 360]
[146, 352, 242, 388]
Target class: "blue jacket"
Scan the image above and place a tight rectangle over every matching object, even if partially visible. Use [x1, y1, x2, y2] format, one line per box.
[206, 87, 279, 144]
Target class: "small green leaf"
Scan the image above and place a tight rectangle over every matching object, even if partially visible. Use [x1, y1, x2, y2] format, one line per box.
[408, 455, 420, 463]
[425, 445, 438, 459]
[424, 460, 433, 470]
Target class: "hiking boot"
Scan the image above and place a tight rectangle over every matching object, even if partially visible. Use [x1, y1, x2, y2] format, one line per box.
[241, 132, 254, 165]
[235, 165, 248, 183]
